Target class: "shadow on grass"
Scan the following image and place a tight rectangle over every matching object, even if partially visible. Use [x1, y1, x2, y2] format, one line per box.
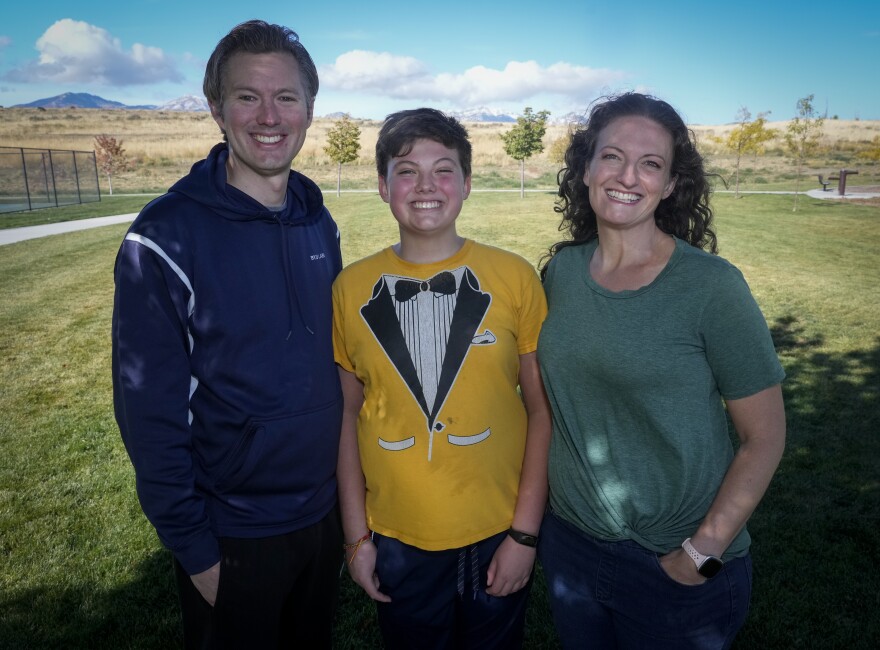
[734, 316, 880, 649]
[0, 550, 180, 649]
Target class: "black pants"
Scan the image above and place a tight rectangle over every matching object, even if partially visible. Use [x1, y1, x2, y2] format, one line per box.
[174, 507, 343, 649]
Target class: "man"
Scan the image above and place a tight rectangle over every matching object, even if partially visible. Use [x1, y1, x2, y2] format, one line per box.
[112, 21, 342, 648]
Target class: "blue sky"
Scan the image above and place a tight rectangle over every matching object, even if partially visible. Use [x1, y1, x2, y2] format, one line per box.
[1, 0, 877, 124]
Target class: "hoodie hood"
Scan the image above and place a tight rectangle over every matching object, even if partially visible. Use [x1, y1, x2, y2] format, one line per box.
[169, 143, 326, 227]
[167, 142, 336, 336]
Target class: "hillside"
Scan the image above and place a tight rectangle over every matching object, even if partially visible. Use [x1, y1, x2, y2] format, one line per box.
[1, 107, 877, 195]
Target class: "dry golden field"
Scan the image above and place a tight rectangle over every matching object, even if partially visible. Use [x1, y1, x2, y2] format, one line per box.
[1, 107, 877, 194]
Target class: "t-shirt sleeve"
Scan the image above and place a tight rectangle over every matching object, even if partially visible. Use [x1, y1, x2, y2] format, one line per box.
[331, 275, 355, 373]
[701, 265, 785, 400]
[515, 261, 548, 355]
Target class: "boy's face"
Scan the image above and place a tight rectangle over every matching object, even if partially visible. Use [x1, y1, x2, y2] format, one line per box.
[379, 138, 471, 242]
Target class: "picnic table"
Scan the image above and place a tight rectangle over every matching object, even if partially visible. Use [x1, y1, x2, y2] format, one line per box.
[828, 169, 859, 196]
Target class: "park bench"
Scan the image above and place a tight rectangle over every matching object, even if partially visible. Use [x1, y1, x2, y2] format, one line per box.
[818, 174, 831, 191]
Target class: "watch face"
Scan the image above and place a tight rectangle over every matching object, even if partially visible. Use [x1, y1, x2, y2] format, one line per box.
[699, 557, 724, 579]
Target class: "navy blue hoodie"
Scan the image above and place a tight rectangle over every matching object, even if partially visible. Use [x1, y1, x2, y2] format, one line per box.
[112, 144, 342, 574]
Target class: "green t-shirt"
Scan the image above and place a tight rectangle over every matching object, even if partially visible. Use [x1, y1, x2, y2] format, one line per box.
[537, 237, 784, 558]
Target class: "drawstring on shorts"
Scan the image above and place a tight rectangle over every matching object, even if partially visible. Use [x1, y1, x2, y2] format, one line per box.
[456, 544, 480, 600]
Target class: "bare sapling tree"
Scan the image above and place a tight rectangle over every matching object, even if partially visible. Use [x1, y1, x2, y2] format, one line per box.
[500, 107, 551, 198]
[718, 107, 777, 198]
[323, 114, 361, 197]
[94, 134, 131, 195]
[784, 95, 825, 211]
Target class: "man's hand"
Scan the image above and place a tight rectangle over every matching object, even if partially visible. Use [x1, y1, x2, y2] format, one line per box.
[190, 561, 221, 606]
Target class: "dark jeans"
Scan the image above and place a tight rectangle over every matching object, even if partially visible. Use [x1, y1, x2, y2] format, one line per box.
[538, 509, 752, 650]
[373, 530, 531, 650]
[174, 507, 342, 649]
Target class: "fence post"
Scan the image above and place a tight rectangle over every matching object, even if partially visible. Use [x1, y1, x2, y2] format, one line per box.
[40, 152, 51, 204]
[20, 148, 33, 211]
[92, 151, 102, 201]
[73, 151, 83, 205]
[47, 150, 59, 207]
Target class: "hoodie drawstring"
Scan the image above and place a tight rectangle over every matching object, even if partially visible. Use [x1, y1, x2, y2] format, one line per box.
[278, 217, 315, 338]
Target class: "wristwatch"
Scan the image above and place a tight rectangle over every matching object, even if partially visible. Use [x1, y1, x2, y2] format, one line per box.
[507, 528, 539, 548]
[682, 538, 724, 578]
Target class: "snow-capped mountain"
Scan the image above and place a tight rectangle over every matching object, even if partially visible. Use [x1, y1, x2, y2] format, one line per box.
[158, 95, 210, 112]
[449, 107, 517, 123]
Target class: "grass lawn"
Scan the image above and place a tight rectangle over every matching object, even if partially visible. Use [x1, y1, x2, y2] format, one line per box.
[0, 195, 159, 230]
[1, 192, 878, 648]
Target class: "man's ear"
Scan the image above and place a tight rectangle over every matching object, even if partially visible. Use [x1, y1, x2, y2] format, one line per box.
[378, 175, 390, 203]
[209, 102, 226, 132]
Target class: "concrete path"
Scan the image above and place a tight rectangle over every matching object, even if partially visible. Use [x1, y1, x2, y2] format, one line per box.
[0, 213, 137, 246]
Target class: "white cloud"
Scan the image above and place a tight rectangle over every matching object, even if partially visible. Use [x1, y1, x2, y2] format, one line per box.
[320, 51, 428, 90]
[0, 36, 11, 48]
[3, 19, 182, 85]
[320, 51, 627, 106]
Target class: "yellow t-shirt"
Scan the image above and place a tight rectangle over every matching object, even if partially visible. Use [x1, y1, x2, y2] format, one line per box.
[333, 240, 547, 550]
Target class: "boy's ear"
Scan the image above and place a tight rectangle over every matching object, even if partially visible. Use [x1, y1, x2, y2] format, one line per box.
[378, 175, 390, 203]
[463, 175, 472, 200]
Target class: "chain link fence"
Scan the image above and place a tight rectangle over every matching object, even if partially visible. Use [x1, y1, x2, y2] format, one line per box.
[0, 146, 101, 214]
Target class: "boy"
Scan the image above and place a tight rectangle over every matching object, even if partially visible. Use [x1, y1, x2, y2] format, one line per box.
[333, 108, 550, 649]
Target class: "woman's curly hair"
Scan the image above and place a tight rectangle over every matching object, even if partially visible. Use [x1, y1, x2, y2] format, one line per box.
[540, 93, 716, 278]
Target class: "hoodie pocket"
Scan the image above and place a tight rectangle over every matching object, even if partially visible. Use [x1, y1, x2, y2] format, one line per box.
[212, 397, 342, 495]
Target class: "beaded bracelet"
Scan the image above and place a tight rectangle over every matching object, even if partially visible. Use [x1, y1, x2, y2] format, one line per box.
[343, 533, 371, 566]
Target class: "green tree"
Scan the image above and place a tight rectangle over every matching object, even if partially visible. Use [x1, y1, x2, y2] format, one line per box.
[323, 114, 361, 197]
[717, 107, 777, 198]
[784, 94, 825, 211]
[500, 107, 551, 198]
[548, 129, 573, 165]
[94, 134, 131, 195]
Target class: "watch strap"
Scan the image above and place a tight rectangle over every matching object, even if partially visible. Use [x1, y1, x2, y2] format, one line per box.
[507, 528, 538, 547]
[681, 537, 706, 567]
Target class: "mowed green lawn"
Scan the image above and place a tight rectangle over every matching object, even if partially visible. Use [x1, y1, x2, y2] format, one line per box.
[0, 192, 878, 648]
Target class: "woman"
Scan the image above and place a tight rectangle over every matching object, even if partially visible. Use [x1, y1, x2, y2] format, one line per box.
[536, 93, 786, 649]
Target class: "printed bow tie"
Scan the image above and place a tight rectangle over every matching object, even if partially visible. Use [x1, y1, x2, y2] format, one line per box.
[394, 271, 457, 302]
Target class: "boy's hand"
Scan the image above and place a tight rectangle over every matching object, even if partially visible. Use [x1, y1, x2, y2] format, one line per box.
[486, 536, 535, 597]
[346, 540, 392, 603]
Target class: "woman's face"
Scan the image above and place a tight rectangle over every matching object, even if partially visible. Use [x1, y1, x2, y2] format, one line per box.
[584, 115, 677, 233]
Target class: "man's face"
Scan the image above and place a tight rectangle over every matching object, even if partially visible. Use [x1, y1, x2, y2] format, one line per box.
[210, 51, 313, 194]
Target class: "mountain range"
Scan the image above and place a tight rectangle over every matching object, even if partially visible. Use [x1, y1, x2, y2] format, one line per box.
[13, 92, 209, 112]
[12, 92, 582, 124]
